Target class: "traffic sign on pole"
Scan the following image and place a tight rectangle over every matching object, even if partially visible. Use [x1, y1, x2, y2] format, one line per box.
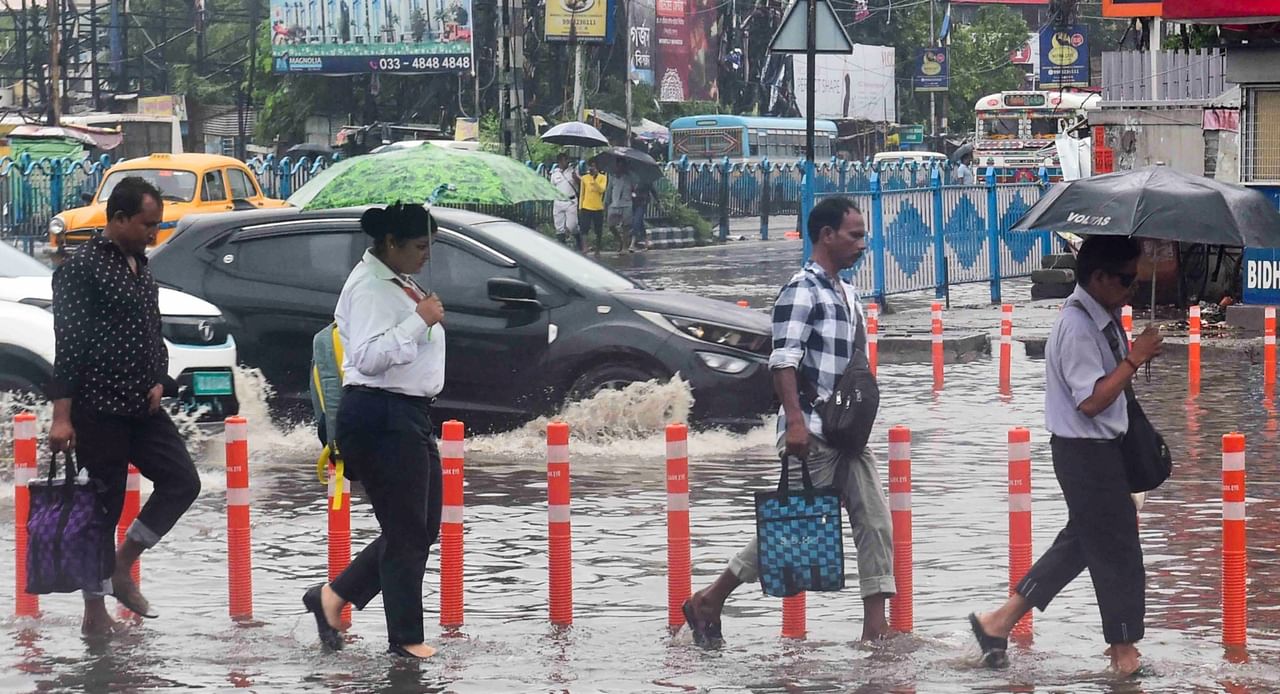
[768, 0, 853, 54]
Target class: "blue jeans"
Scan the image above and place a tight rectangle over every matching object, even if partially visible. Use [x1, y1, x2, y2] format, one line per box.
[631, 200, 648, 244]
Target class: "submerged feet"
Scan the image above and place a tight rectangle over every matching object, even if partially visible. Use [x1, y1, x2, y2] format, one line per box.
[681, 591, 724, 649]
[303, 583, 345, 651]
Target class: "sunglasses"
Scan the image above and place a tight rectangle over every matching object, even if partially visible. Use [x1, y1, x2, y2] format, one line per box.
[1112, 271, 1137, 287]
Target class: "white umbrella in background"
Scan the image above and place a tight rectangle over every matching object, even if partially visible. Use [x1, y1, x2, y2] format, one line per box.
[541, 121, 610, 148]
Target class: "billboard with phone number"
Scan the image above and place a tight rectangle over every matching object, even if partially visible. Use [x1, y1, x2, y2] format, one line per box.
[270, 0, 473, 74]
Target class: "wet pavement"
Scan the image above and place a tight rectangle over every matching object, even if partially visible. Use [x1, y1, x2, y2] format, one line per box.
[2, 238, 1280, 692]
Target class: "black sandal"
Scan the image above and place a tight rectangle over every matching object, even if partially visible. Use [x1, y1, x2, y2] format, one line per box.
[303, 584, 343, 651]
[681, 598, 724, 649]
[968, 613, 1009, 669]
[388, 644, 436, 658]
[111, 584, 158, 619]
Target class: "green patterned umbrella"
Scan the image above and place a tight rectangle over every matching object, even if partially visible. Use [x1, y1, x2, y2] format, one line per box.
[287, 142, 566, 210]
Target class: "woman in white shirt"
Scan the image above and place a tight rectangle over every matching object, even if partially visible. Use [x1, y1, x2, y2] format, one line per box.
[302, 203, 445, 659]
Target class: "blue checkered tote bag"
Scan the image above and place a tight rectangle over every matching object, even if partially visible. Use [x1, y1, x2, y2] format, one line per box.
[754, 455, 845, 598]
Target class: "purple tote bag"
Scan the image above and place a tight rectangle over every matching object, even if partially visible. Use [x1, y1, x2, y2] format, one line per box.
[25, 451, 114, 594]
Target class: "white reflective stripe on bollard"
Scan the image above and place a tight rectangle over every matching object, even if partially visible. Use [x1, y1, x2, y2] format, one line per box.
[1007, 441, 1031, 462]
[13, 418, 37, 440]
[1223, 451, 1246, 471]
[665, 440, 687, 460]
[546, 444, 570, 464]
[667, 492, 689, 512]
[439, 440, 464, 459]
[226, 487, 251, 506]
[225, 420, 248, 442]
[1008, 493, 1032, 513]
[14, 467, 36, 485]
[1223, 501, 1247, 521]
[888, 441, 911, 461]
[441, 506, 464, 524]
[889, 492, 911, 512]
[549, 505, 571, 523]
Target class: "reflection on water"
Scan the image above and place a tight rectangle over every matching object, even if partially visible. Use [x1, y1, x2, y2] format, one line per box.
[3, 348, 1280, 692]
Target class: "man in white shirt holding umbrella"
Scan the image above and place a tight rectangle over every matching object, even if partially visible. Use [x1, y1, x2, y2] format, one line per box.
[550, 153, 580, 245]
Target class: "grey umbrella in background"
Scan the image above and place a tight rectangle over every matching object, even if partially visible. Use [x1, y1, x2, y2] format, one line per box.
[593, 147, 663, 185]
[1011, 166, 1280, 247]
[540, 121, 610, 148]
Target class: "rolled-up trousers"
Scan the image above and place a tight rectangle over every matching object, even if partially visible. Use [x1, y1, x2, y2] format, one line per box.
[1015, 436, 1145, 644]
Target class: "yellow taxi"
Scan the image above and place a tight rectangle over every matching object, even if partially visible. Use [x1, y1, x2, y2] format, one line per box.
[49, 153, 288, 249]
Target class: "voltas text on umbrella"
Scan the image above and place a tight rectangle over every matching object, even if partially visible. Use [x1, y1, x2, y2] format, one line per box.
[1067, 212, 1112, 227]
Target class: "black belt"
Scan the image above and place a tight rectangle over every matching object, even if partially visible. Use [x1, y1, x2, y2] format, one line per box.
[344, 384, 436, 405]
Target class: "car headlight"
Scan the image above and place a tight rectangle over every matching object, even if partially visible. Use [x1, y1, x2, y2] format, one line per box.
[667, 317, 771, 356]
[697, 351, 751, 375]
[48, 216, 65, 237]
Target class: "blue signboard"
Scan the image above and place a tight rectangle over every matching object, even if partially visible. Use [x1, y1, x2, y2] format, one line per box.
[913, 48, 948, 92]
[1039, 24, 1088, 88]
[1244, 247, 1280, 305]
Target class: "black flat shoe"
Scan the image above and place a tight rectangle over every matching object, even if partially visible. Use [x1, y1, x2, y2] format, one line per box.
[302, 584, 343, 651]
[388, 643, 436, 658]
[968, 613, 1009, 669]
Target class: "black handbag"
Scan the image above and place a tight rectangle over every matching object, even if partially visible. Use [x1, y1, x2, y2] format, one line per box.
[800, 308, 880, 454]
[1071, 303, 1173, 492]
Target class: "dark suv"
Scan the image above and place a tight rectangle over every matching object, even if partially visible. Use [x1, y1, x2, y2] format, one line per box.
[148, 206, 776, 430]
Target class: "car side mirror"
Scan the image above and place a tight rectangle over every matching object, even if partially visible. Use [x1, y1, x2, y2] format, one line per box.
[488, 278, 540, 307]
[80, 192, 93, 204]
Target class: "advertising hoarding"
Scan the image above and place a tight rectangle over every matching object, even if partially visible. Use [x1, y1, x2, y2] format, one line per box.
[792, 46, 897, 122]
[546, 0, 611, 42]
[656, 0, 719, 102]
[913, 48, 948, 92]
[1038, 24, 1088, 88]
[270, 0, 473, 74]
[629, 0, 656, 85]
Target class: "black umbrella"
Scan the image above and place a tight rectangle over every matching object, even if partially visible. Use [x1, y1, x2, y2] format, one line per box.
[950, 143, 974, 163]
[594, 147, 663, 185]
[1012, 166, 1280, 248]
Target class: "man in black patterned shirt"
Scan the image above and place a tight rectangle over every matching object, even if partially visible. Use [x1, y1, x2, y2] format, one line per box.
[49, 177, 201, 636]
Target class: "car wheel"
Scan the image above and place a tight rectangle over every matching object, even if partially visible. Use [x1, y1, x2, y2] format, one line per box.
[0, 365, 45, 402]
[567, 362, 665, 402]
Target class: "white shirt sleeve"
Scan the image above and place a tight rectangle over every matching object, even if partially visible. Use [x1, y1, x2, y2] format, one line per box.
[340, 281, 429, 378]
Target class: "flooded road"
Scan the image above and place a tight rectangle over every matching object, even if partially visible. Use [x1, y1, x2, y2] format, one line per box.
[2, 240, 1279, 692]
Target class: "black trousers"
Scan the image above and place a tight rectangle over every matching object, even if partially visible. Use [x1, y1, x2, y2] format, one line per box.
[580, 209, 604, 250]
[74, 408, 201, 552]
[330, 388, 442, 646]
[1015, 436, 1145, 644]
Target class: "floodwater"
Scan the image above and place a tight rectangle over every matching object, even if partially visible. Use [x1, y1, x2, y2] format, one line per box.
[2, 245, 1280, 692]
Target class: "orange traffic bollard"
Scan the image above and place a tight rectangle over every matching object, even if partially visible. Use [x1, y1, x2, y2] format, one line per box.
[440, 420, 466, 629]
[1266, 307, 1276, 388]
[327, 462, 351, 627]
[13, 412, 38, 617]
[224, 416, 253, 620]
[665, 423, 691, 631]
[1222, 433, 1247, 647]
[866, 302, 879, 377]
[736, 299, 749, 308]
[116, 464, 142, 618]
[999, 304, 1013, 394]
[781, 593, 806, 639]
[888, 426, 913, 633]
[547, 422, 573, 626]
[931, 303, 944, 390]
[1189, 305, 1202, 391]
[1007, 428, 1033, 638]
[1122, 305, 1134, 350]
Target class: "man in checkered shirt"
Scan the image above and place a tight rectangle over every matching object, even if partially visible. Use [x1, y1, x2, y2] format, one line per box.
[682, 196, 896, 647]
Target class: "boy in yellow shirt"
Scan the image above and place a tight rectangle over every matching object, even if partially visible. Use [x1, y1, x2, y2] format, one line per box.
[578, 162, 608, 253]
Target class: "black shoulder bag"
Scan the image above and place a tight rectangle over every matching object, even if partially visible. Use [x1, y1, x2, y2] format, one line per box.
[799, 297, 880, 454]
[1069, 302, 1172, 492]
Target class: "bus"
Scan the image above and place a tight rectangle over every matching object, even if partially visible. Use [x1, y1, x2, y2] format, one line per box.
[668, 115, 838, 163]
[972, 91, 1098, 179]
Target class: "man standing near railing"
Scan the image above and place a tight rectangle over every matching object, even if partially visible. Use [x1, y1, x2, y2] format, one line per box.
[550, 153, 580, 246]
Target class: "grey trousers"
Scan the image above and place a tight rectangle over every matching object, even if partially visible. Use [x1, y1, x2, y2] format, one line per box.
[728, 435, 897, 598]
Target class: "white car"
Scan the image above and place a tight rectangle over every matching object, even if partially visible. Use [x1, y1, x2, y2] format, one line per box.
[0, 242, 239, 421]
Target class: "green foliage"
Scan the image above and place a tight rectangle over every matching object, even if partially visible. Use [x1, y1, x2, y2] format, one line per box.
[655, 185, 712, 243]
